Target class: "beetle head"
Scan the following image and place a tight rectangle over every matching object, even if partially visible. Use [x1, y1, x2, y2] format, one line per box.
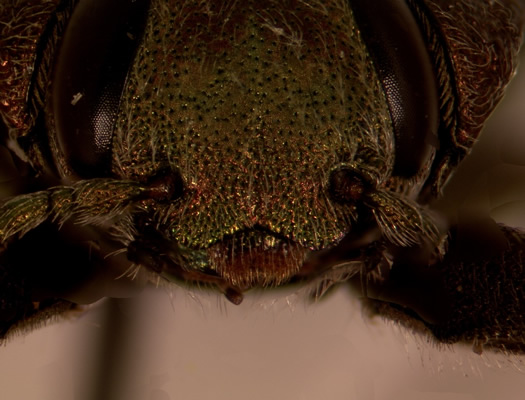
[48, 0, 441, 294]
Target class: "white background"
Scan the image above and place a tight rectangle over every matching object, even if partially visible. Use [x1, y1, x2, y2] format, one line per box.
[2, 47, 525, 400]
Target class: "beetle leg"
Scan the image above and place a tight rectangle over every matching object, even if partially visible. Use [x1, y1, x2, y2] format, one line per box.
[353, 218, 525, 354]
[0, 218, 146, 341]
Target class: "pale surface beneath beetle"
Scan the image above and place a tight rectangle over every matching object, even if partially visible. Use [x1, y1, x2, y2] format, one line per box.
[2, 286, 525, 400]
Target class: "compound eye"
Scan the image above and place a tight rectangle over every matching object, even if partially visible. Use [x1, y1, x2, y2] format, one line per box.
[51, 0, 150, 178]
[350, 0, 439, 177]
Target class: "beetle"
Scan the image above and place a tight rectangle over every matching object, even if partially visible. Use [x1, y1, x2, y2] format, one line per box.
[0, 0, 524, 354]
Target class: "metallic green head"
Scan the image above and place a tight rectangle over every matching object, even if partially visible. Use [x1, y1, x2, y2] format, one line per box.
[104, 0, 437, 290]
